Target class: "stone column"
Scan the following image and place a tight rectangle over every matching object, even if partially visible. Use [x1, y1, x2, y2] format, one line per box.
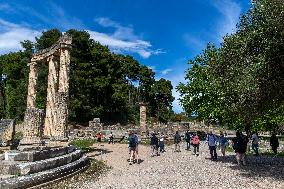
[58, 48, 70, 94]
[20, 108, 45, 145]
[44, 56, 59, 137]
[54, 48, 71, 139]
[26, 62, 38, 108]
[139, 103, 147, 135]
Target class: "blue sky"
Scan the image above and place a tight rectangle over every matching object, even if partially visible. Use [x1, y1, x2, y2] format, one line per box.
[0, 0, 251, 113]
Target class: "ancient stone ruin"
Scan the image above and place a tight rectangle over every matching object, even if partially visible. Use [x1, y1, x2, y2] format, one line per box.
[21, 34, 72, 145]
[0, 34, 89, 188]
[0, 119, 15, 146]
[139, 102, 147, 135]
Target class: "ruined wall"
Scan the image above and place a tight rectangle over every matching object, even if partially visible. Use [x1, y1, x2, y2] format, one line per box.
[0, 119, 15, 143]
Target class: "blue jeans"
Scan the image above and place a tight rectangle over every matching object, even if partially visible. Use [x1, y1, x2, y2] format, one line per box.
[252, 143, 259, 156]
[209, 146, 217, 160]
[160, 141, 165, 152]
[186, 141, 191, 150]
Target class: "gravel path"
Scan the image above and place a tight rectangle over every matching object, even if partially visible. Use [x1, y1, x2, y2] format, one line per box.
[80, 143, 284, 189]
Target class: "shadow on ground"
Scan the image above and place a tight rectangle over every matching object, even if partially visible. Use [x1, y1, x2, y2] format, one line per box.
[216, 155, 284, 181]
[87, 148, 113, 159]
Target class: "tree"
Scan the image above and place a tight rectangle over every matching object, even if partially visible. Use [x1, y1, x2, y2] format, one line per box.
[178, 0, 284, 132]
[150, 78, 175, 123]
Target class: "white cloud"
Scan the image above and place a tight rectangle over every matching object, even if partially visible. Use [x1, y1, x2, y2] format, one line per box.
[211, 0, 241, 40]
[92, 17, 165, 58]
[147, 66, 156, 72]
[161, 68, 173, 75]
[0, 19, 41, 54]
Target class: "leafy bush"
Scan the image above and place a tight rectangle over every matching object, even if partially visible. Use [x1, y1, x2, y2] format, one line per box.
[69, 139, 96, 153]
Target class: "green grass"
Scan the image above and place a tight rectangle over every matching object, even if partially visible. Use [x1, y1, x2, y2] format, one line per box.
[44, 159, 110, 189]
[259, 151, 284, 157]
[69, 139, 96, 153]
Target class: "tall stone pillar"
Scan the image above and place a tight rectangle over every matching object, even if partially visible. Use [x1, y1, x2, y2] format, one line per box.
[26, 62, 38, 108]
[54, 48, 71, 139]
[44, 56, 59, 137]
[21, 61, 45, 145]
[139, 103, 147, 135]
[58, 48, 70, 94]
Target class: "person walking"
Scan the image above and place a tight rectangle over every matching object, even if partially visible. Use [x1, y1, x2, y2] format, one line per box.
[206, 131, 218, 160]
[128, 132, 137, 165]
[174, 131, 181, 152]
[184, 130, 191, 150]
[150, 133, 159, 156]
[251, 131, 260, 156]
[96, 132, 102, 145]
[270, 133, 279, 155]
[159, 134, 165, 153]
[233, 131, 249, 165]
[108, 132, 114, 144]
[219, 131, 228, 156]
[192, 132, 200, 156]
[134, 132, 140, 163]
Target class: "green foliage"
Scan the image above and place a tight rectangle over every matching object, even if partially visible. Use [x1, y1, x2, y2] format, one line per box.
[69, 139, 96, 152]
[149, 78, 175, 122]
[178, 0, 284, 132]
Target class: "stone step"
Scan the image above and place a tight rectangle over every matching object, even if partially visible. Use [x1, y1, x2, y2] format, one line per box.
[0, 156, 89, 189]
[6, 146, 75, 162]
[9, 149, 82, 175]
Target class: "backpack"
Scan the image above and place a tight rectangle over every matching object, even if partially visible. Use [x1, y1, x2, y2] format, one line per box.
[185, 132, 190, 141]
[192, 136, 200, 145]
[129, 137, 136, 148]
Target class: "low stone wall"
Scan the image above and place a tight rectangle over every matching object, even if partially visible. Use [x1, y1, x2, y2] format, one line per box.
[0, 156, 89, 189]
[8, 146, 76, 162]
[9, 150, 82, 175]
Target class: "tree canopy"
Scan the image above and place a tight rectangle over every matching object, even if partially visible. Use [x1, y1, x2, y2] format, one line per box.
[177, 0, 284, 133]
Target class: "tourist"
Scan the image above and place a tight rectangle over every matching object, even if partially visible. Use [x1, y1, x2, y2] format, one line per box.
[128, 131, 137, 165]
[192, 132, 200, 156]
[233, 131, 248, 165]
[150, 133, 159, 156]
[174, 131, 181, 152]
[97, 132, 102, 145]
[184, 130, 191, 150]
[159, 134, 165, 153]
[134, 132, 140, 162]
[206, 131, 218, 160]
[251, 131, 260, 156]
[108, 132, 114, 144]
[270, 133, 279, 155]
[219, 131, 228, 156]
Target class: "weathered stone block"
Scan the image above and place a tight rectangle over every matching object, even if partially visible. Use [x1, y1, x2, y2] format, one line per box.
[12, 146, 76, 162]
[0, 155, 89, 189]
[0, 119, 15, 143]
[9, 150, 82, 175]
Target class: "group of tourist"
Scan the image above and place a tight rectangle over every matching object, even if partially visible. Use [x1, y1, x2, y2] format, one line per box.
[122, 130, 281, 166]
